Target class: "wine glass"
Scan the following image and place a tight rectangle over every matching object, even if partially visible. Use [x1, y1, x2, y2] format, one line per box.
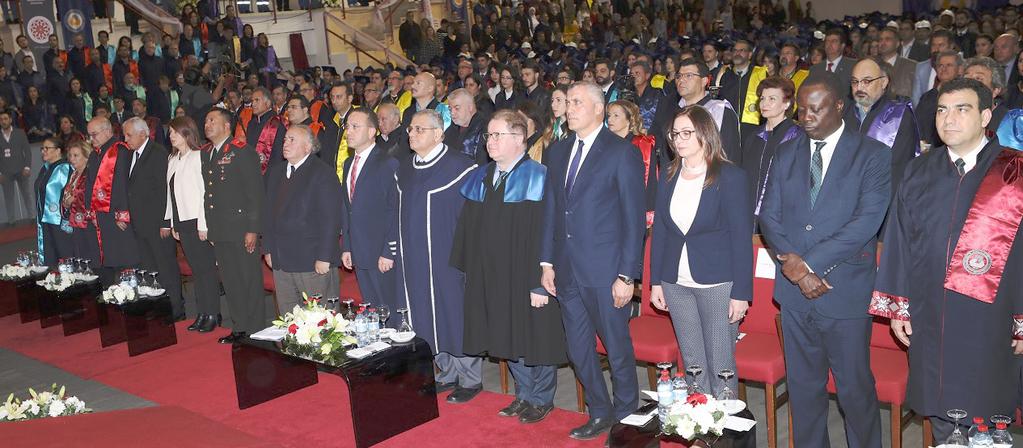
[341, 298, 356, 321]
[16, 250, 26, 267]
[990, 414, 1013, 426]
[656, 361, 673, 376]
[377, 304, 391, 328]
[686, 364, 704, 394]
[326, 297, 340, 313]
[397, 307, 413, 333]
[946, 409, 969, 446]
[717, 369, 735, 401]
[83, 260, 93, 276]
[150, 271, 161, 290]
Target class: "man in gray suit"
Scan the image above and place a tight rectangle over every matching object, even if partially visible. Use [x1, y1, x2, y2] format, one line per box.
[809, 28, 856, 99]
[911, 30, 957, 106]
[879, 26, 916, 100]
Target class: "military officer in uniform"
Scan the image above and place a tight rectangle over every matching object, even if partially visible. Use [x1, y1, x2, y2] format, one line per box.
[203, 108, 267, 344]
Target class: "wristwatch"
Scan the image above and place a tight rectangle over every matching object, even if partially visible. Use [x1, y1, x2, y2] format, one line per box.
[617, 274, 634, 285]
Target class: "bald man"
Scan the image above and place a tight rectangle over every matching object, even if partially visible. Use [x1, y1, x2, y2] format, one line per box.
[84, 116, 140, 286]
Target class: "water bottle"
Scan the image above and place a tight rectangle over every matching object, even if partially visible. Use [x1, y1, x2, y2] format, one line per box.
[991, 422, 1013, 448]
[970, 424, 994, 447]
[657, 372, 673, 431]
[366, 308, 380, 342]
[354, 310, 368, 347]
[672, 372, 688, 404]
[969, 416, 985, 440]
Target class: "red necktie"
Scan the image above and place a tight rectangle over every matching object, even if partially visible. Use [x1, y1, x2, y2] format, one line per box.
[827, 62, 833, 72]
[348, 154, 360, 201]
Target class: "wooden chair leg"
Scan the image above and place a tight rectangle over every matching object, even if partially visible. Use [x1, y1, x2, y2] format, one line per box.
[788, 407, 794, 448]
[765, 382, 777, 448]
[498, 359, 509, 394]
[890, 403, 902, 448]
[923, 417, 934, 448]
[738, 381, 747, 402]
[646, 364, 658, 390]
[575, 378, 585, 413]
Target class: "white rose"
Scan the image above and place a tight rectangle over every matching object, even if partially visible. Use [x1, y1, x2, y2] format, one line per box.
[28, 402, 39, 416]
[48, 400, 66, 417]
[65, 397, 84, 412]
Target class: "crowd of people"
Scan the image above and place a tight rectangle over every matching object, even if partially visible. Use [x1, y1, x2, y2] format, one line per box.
[3, 0, 1023, 445]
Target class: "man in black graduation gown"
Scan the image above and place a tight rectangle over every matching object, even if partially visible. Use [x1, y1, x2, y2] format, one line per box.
[85, 117, 140, 286]
[375, 103, 405, 159]
[241, 87, 286, 174]
[870, 78, 1023, 442]
[717, 39, 758, 142]
[443, 89, 489, 165]
[452, 110, 567, 424]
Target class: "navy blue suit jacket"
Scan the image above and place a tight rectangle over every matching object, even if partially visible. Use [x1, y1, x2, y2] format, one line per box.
[650, 164, 754, 301]
[262, 156, 344, 272]
[540, 127, 646, 287]
[340, 147, 399, 267]
[759, 126, 892, 319]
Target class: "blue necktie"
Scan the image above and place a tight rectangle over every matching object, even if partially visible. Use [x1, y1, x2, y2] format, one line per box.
[565, 140, 584, 196]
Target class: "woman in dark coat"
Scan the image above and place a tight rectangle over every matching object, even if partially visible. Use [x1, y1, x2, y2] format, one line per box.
[61, 140, 100, 264]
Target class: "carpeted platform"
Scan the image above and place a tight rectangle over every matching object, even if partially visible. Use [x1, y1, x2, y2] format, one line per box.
[0, 224, 36, 246]
[0, 315, 602, 447]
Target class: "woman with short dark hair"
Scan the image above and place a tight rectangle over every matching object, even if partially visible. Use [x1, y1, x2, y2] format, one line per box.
[35, 138, 72, 267]
[740, 75, 801, 226]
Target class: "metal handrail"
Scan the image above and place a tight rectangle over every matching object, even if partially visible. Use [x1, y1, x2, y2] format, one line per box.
[326, 28, 385, 67]
[322, 9, 413, 67]
[114, 0, 175, 38]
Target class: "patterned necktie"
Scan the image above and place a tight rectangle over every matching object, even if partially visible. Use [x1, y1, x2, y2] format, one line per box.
[494, 170, 509, 189]
[809, 141, 826, 207]
[955, 158, 966, 177]
[827, 62, 834, 72]
[349, 154, 360, 200]
[565, 140, 585, 196]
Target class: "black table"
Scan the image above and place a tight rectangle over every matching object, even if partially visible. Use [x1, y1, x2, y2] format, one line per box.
[2, 272, 47, 321]
[232, 337, 439, 448]
[53, 280, 103, 336]
[36, 281, 99, 329]
[608, 402, 757, 448]
[97, 294, 178, 356]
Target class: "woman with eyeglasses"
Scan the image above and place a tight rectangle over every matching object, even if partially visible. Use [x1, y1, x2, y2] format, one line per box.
[740, 76, 801, 229]
[61, 140, 100, 264]
[494, 65, 525, 110]
[34, 138, 73, 267]
[607, 99, 657, 227]
[649, 105, 753, 396]
[166, 116, 222, 333]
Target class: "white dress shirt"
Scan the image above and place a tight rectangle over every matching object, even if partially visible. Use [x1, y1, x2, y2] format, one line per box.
[901, 40, 914, 59]
[669, 170, 725, 288]
[286, 153, 310, 179]
[165, 149, 209, 232]
[826, 55, 843, 71]
[947, 137, 987, 174]
[349, 144, 375, 186]
[129, 138, 149, 175]
[809, 121, 846, 181]
[565, 126, 602, 187]
[414, 142, 446, 168]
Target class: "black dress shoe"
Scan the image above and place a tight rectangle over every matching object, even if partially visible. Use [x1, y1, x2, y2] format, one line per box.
[218, 331, 245, 344]
[519, 403, 554, 424]
[434, 381, 457, 393]
[568, 417, 614, 440]
[173, 313, 187, 323]
[497, 398, 529, 417]
[445, 385, 483, 403]
[187, 315, 204, 331]
[198, 314, 221, 333]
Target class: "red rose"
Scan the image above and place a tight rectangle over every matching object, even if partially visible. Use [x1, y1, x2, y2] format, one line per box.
[687, 393, 708, 406]
[288, 324, 298, 334]
[318, 319, 328, 327]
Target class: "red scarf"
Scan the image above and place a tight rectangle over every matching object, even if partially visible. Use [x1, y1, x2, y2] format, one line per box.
[91, 141, 128, 213]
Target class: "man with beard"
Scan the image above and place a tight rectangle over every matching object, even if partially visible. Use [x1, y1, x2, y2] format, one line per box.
[521, 60, 549, 110]
[236, 87, 286, 174]
[718, 39, 762, 142]
[594, 59, 620, 104]
[778, 42, 809, 91]
[653, 59, 742, 167]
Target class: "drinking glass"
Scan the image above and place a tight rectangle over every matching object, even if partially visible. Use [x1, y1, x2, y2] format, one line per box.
[656, 361, 673, 376]
[377, 305, 391, 327]
[397, 308, 413, 333]
[341, 298, 356, 320]
[137, 270, 150, 289]
[946, 409, 969, 446]
[686, 364, 704, 394]
[150, 271, 161, 290]
[990, 414, 1013, 426]
[83, 260, 93, 275]
[717, 369, 735, 401]
[326, 297, 340, 313]
[16, 251, 26, 267]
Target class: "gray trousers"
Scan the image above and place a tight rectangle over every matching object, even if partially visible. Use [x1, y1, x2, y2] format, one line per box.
[272, 268, 340, 314]
[662, 281, 739, 397]
[0, 171, 31, 222]
[507, 358, 557, 406]
[435, 352, 482, 388]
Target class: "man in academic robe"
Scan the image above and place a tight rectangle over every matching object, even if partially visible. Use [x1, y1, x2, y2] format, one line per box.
[66, 34, 89, 80]
[628, 60, 661, 132]
[759, 73, 890, 447]
[844, 58, 919, 199]
[124, 117, 184, 320]
[717, 39, 759, 142]
[262, 125, 343, 313]
[285, 95, 333, 156]
[962, 57, 1012, 139]
[84, 117, 140, 286]
[539, 82, 645, 442]
[443, 89, 489, 165]
[340, 109, 399, 316]
[375, 103, 405, 159]
[236, 87, 285, 174]
[394, 109, 479, 403]
[401, 72, 451, 131]
[452, 109, 567, 423]
[203, 108, 266, 344]
[869, 78, 1023, 442]
[323, 83, 355, 182]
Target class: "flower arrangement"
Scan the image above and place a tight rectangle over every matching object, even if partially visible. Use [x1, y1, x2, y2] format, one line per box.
[100, 283, 136, 305]
[663, 393, 729, 442]
[36, 272, 75, 291]
[0, 264, 47, 280]
[0, 384, 91, 422]
[272, 294, 355, 365]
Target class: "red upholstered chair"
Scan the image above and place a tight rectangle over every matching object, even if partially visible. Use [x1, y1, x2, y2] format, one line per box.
[262, 262, 275, 292]
[735, 236, 789, 448]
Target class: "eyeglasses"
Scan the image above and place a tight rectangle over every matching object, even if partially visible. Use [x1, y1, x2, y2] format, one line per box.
[482, 132, 521, 141]
[345, 123, 368, 130]
[677, 72, 703, 81]
[668, 129, 696, 141]
[406, 126, 439, 134]
[850, 76, 886, 87]
[41, 145, 59, 151]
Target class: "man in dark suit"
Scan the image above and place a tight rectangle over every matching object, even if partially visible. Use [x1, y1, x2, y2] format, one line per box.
[262, 125, 343, 313]
[124, 117, 184, 320]
[340, 109, 399, 314]
[759, 73, 890, 447]
[993, 34, 1020, 100]
[808, 28, 857, 98]
[879, 27, 917, 100]
[375, 103, 405, 159]
[539, 82, 645, 442]
[912, 30, 957, 106]
[443, 89, 489, 165]
[203, 108, 266, 344]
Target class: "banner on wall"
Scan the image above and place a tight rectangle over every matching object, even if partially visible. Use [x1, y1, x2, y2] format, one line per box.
[57, 0, 95, 47]
[19, 0, 58, 65]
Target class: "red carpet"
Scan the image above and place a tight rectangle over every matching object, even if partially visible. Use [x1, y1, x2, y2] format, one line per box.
[0, 406, 282, 448]
[0, 315, 601, 447]
[0, 224, 35, 245]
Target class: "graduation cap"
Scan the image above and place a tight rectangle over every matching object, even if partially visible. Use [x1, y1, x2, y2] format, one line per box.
[321, 66, 338, 76]
[997, 109, 1023, 151]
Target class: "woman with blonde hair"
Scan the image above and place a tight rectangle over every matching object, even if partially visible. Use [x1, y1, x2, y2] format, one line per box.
[649, 105, 753, 396]
[61, 140, 99, 264]
[606, 99, 657, 226]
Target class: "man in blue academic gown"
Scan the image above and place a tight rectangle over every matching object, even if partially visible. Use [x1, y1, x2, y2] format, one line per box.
[394, 109, 480, 403]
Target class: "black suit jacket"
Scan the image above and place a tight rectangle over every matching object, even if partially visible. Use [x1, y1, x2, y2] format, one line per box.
[340, 147, 399, 266]
[202, 138, 263, 242]
[127, 141, 170, 238]
[262, 156, 343, 271]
